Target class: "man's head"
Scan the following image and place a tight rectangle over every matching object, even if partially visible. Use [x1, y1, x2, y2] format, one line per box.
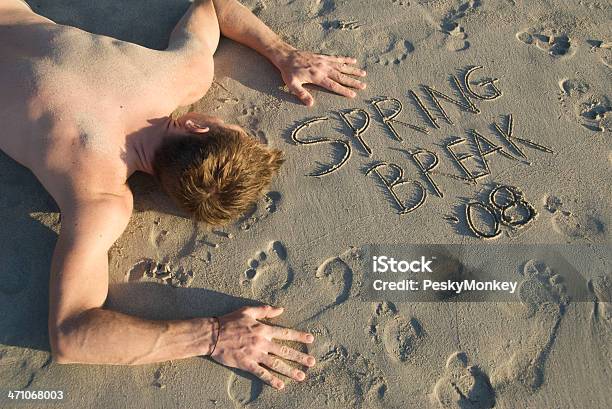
[153, 114, 284, 226]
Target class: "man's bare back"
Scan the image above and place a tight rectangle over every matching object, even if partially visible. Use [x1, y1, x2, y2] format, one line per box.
[0, 0, 366, 390]
[0, 1, 213, 206]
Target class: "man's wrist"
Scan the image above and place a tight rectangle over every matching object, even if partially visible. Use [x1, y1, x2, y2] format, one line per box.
[263, 38, 296, 68]
[192, 317, 218, 356]
[209, 316, 221, 356]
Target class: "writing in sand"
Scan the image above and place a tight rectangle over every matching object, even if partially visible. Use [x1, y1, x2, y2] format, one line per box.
[290, 65, 553, 238]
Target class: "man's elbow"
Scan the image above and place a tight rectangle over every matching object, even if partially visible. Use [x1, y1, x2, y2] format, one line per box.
[49, 326, 76, 364]
[51, 348, 72, 365]
[48, 315, 85, 364]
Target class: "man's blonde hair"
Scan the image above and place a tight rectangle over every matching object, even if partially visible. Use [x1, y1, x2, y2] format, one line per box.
[153, 126, 284, 225]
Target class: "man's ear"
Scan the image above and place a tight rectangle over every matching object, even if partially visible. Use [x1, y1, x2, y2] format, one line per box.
[185, 120, 210, 134]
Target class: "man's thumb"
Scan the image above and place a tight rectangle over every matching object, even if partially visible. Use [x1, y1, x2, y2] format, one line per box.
[289, 82, 314, 107]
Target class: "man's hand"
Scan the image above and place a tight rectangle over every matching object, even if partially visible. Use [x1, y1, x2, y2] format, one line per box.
[273, 49, 367, 107]
[204, 0, 366, 106]
[211, 305, 316, 390]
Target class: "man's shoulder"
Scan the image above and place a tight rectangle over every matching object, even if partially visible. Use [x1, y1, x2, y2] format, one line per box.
[53, 186, 133, 261]
[63, 181, 134, 216]
[59, 186, 134, 242]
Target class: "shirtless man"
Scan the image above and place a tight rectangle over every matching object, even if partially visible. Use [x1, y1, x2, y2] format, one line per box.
[0, 0, 366, 390]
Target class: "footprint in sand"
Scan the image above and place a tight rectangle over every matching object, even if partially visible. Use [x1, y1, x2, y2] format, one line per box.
[558, 78, 590, 97]
[148, 217, 170, 249]
[315, 256, 353, 307]
[367, 302, 426, 363]
[589, 274, 611, 324]
[433, 352, 496, 409]
[369, 36, 415, 66]
[543, 194, 564, 214]
[305, 323, 335, 361]
[227, 371, 263, 407]
[126, 258, 153, 282]
[544, 194, 607, 242]
[147, 216, 215, 256]
[518, 259, 569, 314]
[300, 348, 387, 408]
[243, 241, 293, 305]
[126, 258, 194, 288]
[305, 248, 363, 321]
[558, 79, 611, 132]
[551, 210, 607, 242]
[576, 96, 612, 132]
[493, 260, 568, 393]
[588, 274, 612, 364]
[516, 29, 575, 58]
[239, 191, 281, 231]
[382, 315, 425, 363]
[543, 195, 607, 243]
[438, 0, 481, 52]
[241, 247, 360, 322]
[239, 105, 261, 126]
[238, 105, 269, 142]
[586, 39, 612, 67]
[442, 23, 470, 52]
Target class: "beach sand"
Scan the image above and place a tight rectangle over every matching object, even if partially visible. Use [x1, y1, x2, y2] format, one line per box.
[1, 0, 611, 408]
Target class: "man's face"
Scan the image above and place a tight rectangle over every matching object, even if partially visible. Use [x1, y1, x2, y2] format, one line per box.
[177, 113, 246, 135]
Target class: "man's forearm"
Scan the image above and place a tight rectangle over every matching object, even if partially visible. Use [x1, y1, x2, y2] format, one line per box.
[211, 0, 294, 66]
[52, 308, 216, 365]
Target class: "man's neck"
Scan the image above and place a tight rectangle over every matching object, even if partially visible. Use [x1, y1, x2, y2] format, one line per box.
[126, 116, 182, 175]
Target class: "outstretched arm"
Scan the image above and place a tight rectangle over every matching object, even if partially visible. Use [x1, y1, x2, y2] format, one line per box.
[49, 194, 315, 389]
[176, 0, 367, 106]
[48, 195, 214, 364]
[212, 0, 367, 106]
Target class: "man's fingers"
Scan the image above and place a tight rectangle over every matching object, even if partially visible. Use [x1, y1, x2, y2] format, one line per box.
[261, 355, 306, 382]
[288, 81, 314, 107]
[267, 342, 316, 367]
[327, 55, 358, 64]
[270, 326, 315, 344]
[319, 78, 357, 98]
[329, 71, 367, 90]
[242, 305, 284, 319]
[337, 63, 367, 77]
[246, 361, 285, 390]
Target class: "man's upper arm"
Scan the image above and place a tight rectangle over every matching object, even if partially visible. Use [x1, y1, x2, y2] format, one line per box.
[49, 194, 132, 329]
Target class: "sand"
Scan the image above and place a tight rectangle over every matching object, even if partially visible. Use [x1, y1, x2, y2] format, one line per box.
[1, 0, 611, 408]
